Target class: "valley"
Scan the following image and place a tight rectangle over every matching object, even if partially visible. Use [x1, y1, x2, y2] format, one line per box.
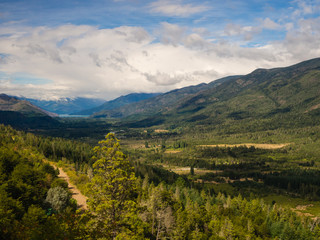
[2, 58, 320, 238]
[2, 0, 320, 237]
[120, 126, 320, 214]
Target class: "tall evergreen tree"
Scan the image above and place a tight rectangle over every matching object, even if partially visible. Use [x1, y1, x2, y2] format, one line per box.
[86, 133, 141, 239]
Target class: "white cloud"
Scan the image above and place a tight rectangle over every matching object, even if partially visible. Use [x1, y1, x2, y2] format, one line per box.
[224, 17, 282, 42]
[149, 0, 208, 17]
[156, 22, 187, 45]
[184, 33, 209, 49]
[276, 16, 320, 60]
[192, 27, 210, 36]
[293, 0, 316, 16]
[1, 18, 320, 100]
[143, 72, 191, 86]
[224, 23, 261, 41]
[298, 16, 320, 34]
[285, 22, 294, 31]
[262, 18, 281, 30]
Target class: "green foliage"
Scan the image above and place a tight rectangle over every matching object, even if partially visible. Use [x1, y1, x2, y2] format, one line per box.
[51, 177, 69, 189]
[0, 125, 88, 239]
[137, 179, 320, 239]
[45, 186, 70, 213]
[86, 133, 143, 239]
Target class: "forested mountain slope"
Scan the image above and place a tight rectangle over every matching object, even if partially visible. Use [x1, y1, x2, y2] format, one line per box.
[163, 57, 320, 130]
[91, 76, 240, 118]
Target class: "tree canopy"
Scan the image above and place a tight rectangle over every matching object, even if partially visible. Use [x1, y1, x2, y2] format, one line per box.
[86, 133, 142, 239]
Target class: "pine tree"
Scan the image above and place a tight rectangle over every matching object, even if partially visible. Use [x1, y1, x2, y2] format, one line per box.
[86, 133, 141, 239]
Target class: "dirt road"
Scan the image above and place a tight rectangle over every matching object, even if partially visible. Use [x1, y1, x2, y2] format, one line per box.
[57, 167, 88, 210]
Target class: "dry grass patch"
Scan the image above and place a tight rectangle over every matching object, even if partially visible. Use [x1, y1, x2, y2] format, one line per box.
[305, 103, 320, 113]
[199, 143, 290, 149]
[165, 150, 181, 154]
[154, 129, 169, 133]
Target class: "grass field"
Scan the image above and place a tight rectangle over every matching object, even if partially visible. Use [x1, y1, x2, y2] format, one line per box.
[263, 194, 320, 218]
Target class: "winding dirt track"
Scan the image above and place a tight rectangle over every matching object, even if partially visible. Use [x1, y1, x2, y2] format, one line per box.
[48, 161, 88, 210]
[57, 167, 88, 210]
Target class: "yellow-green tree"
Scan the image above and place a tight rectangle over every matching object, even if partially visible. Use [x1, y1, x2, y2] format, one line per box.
[86, 133, 142, 239]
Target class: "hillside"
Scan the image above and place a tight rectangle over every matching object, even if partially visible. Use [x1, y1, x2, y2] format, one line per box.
[164, 57, 320, 130]
[76, 92, 161, 116]
[91, 76, 239, 118]
[0, 94, 57, 117]
[0, 94, 59, 129]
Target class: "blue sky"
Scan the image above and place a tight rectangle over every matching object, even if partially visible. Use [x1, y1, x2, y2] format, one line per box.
[0, 0, 320, 100]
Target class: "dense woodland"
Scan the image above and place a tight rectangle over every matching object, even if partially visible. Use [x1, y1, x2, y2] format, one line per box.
[2, 124, 320, 239]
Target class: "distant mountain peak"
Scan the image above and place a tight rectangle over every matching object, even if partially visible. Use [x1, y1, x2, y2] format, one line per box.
[0, 93, 58, 117]
[18, 96, 106, 115]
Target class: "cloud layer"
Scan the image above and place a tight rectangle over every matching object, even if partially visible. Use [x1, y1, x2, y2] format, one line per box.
[0, 0, 319, 100]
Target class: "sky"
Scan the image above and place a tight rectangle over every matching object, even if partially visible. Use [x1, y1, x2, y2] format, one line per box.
[0, 0, 320, 100]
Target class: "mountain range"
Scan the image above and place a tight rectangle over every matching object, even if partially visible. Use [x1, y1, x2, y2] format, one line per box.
[91, 76, 240, 118]
[19, 93, 161, 116]
[19, 97, 106, 115]
[99, 57, 320, 130]
[75, 93, 161, 116]
[1, 57, 320, 131]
